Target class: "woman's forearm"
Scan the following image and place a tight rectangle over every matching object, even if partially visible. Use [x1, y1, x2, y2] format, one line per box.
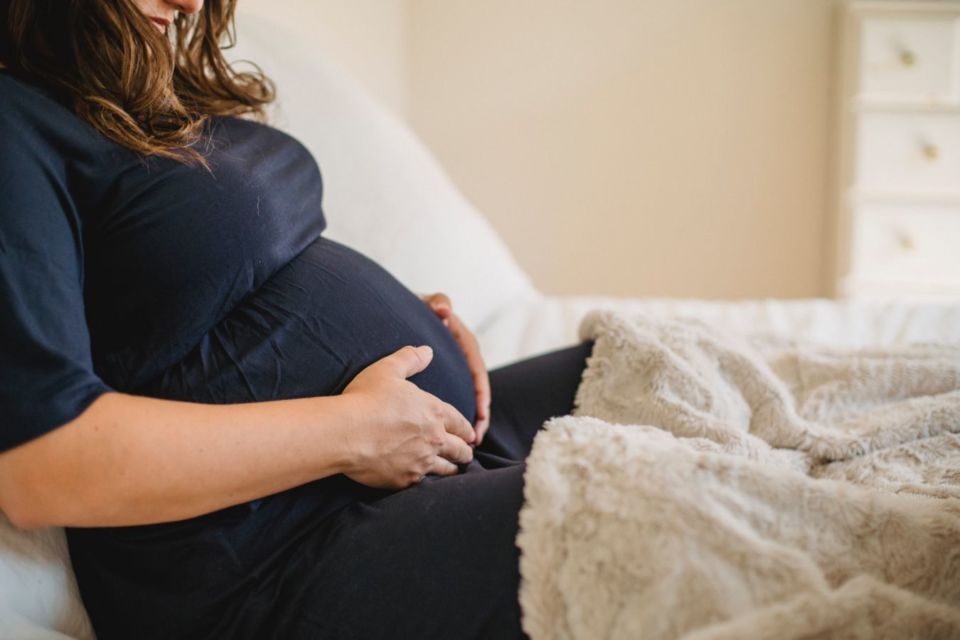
[0, 391, 360, 529]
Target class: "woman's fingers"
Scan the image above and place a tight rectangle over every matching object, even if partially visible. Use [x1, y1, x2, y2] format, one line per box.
[474, 417, 490, 447]
[427, 457, 459, 477]
[423, 292, 452, 308]
[375, 344, 434, 380]
[421, 293, 453, 326]
[420, 292, 492, 445]
[438, 432, 474, 465]
[440, 400, 476, 445]
[444, 313, 492, 444]
[472, 374, 491, 446]
[420, 293, 452, 316]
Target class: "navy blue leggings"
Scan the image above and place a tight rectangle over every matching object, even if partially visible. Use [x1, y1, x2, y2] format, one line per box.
[69, 340, 595, 640]
[271, 340, 596, 639]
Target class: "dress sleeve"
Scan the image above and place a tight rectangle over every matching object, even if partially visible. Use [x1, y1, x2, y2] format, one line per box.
[0, 121, 112, 453]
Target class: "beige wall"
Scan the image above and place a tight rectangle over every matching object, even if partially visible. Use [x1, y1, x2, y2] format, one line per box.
[405, 0, 841, 299]
[242, 1, 840, 299]
[242, 0, 408, 115]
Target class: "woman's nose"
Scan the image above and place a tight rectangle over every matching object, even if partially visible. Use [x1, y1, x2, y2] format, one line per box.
[166, 0, 203, 16]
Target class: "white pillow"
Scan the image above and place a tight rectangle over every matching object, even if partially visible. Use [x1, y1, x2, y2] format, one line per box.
[0, 514, 93, 640]
[229, 13, 535, 330]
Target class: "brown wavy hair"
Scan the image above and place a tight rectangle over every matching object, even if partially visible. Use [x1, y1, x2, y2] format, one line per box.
[0, 0, 274, 166]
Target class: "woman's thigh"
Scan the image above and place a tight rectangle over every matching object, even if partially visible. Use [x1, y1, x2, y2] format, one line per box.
[477, 340, 594, 463]
[258, 342, 594, 639]
[265, 463, 528, 640]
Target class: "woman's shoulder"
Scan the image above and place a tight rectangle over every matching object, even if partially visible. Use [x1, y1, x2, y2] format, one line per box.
[212, 114, 307, 148]
[0, 69, 38, 100]
[0, 71, 66, 120]
[210, 114, 320, 171]
[1, 71, 128, 183]
[0, 73, 60, 159]
[0, 71, 99, 149]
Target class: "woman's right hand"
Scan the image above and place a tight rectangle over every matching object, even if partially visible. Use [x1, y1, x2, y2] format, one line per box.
[339, 345, 476, 489]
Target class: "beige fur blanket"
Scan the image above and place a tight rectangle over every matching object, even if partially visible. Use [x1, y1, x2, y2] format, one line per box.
[517, 311, 960, 639]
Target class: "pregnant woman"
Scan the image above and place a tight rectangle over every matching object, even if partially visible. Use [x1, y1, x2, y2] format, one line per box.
[0, 1, 594, 638]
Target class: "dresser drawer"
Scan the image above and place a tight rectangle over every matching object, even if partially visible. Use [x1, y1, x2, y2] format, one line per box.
[859, 15, 960, 105]
[851, 203, 960, 286]
[856, 112, 960, 194]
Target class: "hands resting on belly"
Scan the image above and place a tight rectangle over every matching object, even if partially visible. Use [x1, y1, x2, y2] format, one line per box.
[417, 292, 491, 445]
[0, 295, 491, 528]
[336, 293, 491, 490]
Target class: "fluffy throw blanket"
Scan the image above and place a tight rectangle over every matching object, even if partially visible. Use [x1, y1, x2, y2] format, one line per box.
[517, 311, 960, 639]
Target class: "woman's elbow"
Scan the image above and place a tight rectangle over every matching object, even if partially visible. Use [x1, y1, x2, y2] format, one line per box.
[2, 498, 48, 531]
[0, 468, 51, 530]
[0, 400, 117, 529]
[0, 442, 72, 530]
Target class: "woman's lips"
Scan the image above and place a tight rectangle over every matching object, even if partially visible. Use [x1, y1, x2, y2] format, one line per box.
[149, 16, 170, 33]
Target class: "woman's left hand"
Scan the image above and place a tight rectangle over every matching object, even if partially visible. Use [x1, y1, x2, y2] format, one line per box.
[419, 293, 491, 445]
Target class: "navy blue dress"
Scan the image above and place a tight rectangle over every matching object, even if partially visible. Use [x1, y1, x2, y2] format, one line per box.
[0, 70, 595, 639]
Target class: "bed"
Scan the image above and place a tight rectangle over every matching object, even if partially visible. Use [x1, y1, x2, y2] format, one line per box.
[3, 12, 959, 640]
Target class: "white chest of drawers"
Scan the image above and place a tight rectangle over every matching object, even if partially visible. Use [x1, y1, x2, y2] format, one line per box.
[833, 0, 960, 299]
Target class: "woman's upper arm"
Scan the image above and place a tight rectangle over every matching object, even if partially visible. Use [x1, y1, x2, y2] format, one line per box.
[0, 118, 111, 472]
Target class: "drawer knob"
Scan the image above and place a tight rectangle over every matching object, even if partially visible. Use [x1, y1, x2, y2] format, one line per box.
[897, 230, 916, 252]
[899, 49, 916, 67]
[922, 143, 940, 161]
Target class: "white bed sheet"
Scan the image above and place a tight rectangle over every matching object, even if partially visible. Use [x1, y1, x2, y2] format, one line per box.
[478, 294, 960, 369]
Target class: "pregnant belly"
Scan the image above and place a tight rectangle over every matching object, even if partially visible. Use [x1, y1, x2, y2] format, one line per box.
[66, 237, 478, 628]
[139, 236, 476, 424]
